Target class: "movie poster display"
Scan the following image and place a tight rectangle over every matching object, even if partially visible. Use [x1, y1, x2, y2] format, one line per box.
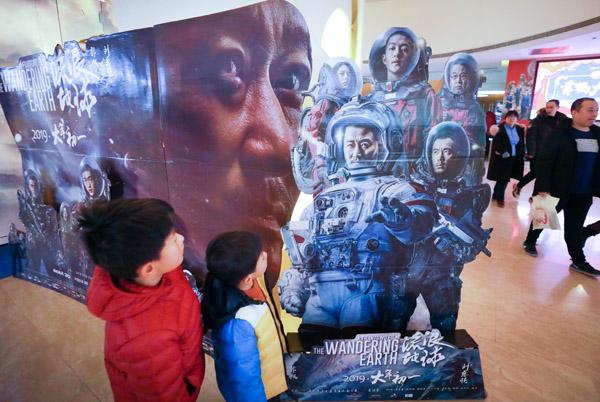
[530, 57, 600, 118]
[285, 330, 484, 400]
[153, 1, 312, 285]
[0, 29, 165, 301]
[0, 0, 117, 247]
[279, 26, 491, 400]
[0, 111, 23, 248]
[0, 0, 312, 299]
[281, 29, 491, 335]
[502, 59, 535, 121]
[1, 2, 492, 399]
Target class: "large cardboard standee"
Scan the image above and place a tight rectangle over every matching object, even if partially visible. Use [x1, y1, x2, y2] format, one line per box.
[0, 1, 490, 399]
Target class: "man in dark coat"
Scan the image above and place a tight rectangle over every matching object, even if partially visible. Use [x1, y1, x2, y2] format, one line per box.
[512, 99, 567, 197]
[486, 110, 525, 207]
[523, 98, 600, 277]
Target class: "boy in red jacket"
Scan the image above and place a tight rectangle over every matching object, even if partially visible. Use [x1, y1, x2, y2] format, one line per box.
[78, 198, 204, 401]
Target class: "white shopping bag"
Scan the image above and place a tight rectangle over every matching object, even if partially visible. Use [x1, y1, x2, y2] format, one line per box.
[530, 195, 561, 230]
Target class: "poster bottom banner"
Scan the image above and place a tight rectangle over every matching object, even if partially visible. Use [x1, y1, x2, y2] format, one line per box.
[283, 329, 485, 401]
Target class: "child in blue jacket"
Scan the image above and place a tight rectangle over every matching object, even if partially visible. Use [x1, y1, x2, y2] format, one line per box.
[202, 231, 289, 402]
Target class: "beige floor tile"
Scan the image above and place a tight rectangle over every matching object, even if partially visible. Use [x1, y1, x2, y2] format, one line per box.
[0, 321, 100, 401]
[456, 302, 496, 342]
[84, 369, 114, 402]
[198, 356, 225, 401]
[478, 337, 596, 402]
[494, 309, 600, 374]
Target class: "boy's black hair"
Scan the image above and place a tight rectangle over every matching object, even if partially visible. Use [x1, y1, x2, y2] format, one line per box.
[548, 99, 560, 107]
[505, 110, 519, 118]
[77, 198, 175, 279]
[205, 231, 263, 286]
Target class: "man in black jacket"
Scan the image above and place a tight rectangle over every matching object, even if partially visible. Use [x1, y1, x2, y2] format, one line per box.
[512, 99, 566, 197]
[523, 98, 599, 277]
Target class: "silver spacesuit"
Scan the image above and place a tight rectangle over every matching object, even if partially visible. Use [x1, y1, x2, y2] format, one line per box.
[409, 122, 492, 330]
[17, 169, 65, 279]
[279, 100, 438, 333]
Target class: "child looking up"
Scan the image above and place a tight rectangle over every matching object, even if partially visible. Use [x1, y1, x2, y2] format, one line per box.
[78, 198, 204, 401]
[202, 231, 288, 402]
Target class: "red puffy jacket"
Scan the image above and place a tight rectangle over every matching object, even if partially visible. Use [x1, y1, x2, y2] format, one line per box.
[87, 266, 204, 401]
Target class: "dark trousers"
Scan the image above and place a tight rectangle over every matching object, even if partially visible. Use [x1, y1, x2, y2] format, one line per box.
[525, 194, 593, 263]
[9, 244, 23, 273]
[492, 181, 509, 202]
[517, 158, 536, 190]
[485, 135, 493, 160]
[584, 220, 600, 236]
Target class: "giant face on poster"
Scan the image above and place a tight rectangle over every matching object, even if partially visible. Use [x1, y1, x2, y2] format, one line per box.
[0, 2, 492, 400]
[0, 0, 311, 300]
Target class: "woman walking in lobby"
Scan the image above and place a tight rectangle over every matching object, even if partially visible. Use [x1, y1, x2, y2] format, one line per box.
[487, 110, 525, 207]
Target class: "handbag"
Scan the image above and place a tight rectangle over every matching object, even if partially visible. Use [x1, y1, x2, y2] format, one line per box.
[530, 195, 561, 230]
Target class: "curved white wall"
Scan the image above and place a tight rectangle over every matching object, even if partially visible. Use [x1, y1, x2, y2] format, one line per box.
[362, 0, 600, 59]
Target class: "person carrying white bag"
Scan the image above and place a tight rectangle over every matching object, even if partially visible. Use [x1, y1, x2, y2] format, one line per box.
[530, 195, 561, 230]
[522, 98, 600, 278]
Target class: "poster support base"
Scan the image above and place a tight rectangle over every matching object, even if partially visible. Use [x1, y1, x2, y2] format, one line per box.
[283, 329, 485, 401]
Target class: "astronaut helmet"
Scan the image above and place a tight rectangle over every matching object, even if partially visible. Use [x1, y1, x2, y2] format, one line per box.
[425, 122, 470, 180]
[79, 156, 109, 201]
[24, 169, 42, 202]
[443, 53, 480, 96]
[59, 202, 71, 224]
[324, 100, 404, 178]
[369, 27, 425, 85]
[308, 57, 363, 102]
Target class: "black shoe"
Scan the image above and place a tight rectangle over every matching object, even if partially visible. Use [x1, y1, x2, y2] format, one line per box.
[569, 261, 600, 278]
[523, 241, 538, 257]
[512, 183, 521, 198]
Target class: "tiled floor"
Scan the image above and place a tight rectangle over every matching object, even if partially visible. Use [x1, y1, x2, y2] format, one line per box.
[0, 273, 223, 402]
[0, 177, 598, 401]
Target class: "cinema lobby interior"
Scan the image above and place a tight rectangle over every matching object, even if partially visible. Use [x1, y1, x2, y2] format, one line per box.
[0, 1, 599, 401]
